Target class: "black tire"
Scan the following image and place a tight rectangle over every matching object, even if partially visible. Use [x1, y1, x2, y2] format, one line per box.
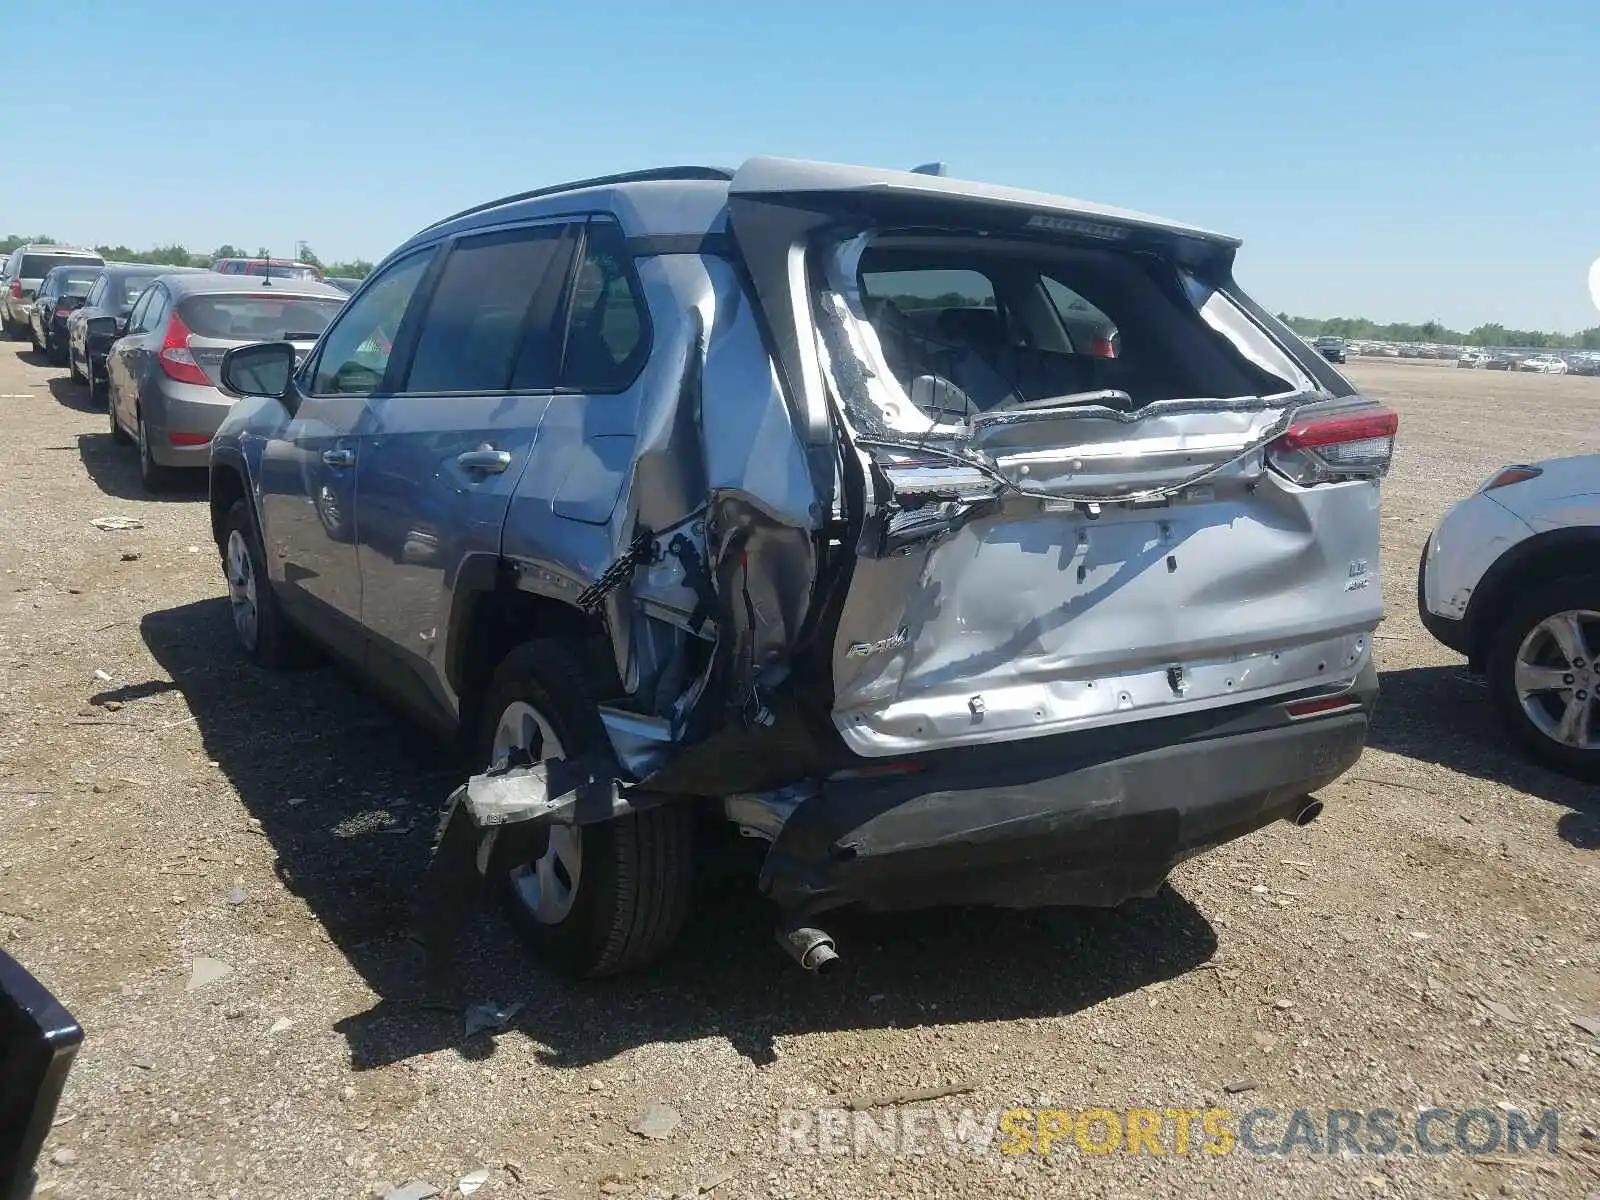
[1486, 574, 1600, 780]
[90, 361, 111, 410]
[136, 407, 176, 492]
[107, 381, 131, 444]
[28, 321, 43, 354]
[68, 343, 85, 383]
[1, 316, 17, 340]
[45, 328, 66, 366]
[479, 639, 694, 978]
[220, 498, 303, 669]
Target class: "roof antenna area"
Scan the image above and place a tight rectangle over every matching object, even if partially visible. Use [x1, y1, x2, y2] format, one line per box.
[909, 162, 947, 176]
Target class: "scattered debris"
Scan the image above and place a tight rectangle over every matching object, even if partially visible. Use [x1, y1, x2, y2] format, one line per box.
[691, 1169, 735, 1195]
[629, 1101, 683, 1141]
[130, 1055, 155, 1071]
[1279, 859, 1314, 868]
[49, 1149, 78, 1167]
[1271, 998, 1295, 1010]
[268, 1017, 294, 1035]
[847, 1082, 975, 1111]
[90, 516, 144, 531]
[1250, 884, 1270, 895]
[50, 1112, 76, 1127]
[185, 545, 201, 554]
[120, 551, 140, 562]
[1409, 931, 1433, 941]
[92, 669, 111, 682]
[1223, 1079, 1257, 1095]
[1479, 999, 1522, 1024]
[1571, 1015, 1600, 1038]
[382, 1182, 440, 1200]
[463, 999, 523, 1038]
[226, 885, 248, 907]
[458, 1168, 490, 1195]
[503, 1161, 526, 1184]
[186, 957, 232, 992]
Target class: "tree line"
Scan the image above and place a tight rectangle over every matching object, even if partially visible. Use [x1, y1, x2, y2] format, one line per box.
[0, 234, 372, 280]
[1278, 313, 1600, 350]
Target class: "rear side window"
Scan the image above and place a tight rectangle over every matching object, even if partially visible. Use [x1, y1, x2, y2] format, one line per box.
[179, 295, 343, 340]
[558, 220, 649, 392]
[1041, 276, 1119, 357]
[21, 254, 101, 277]
[403, 223, 572, 393]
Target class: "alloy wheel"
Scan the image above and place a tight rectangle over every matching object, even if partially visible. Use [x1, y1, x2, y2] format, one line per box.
[1514, 609, 1599, 751]
[225, 529, 259, 651]
[491, 700, 580, 925]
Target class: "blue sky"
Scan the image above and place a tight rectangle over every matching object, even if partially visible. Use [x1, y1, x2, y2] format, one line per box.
[9, 0, 1599, 330]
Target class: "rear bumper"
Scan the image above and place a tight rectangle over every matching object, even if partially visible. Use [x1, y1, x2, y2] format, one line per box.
[144, 381, 233, 466]
[760, 662, 1377, 917]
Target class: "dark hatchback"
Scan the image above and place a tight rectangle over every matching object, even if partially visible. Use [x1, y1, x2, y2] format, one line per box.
[66, 263, 207, 398]
[28, 265, 103, 364]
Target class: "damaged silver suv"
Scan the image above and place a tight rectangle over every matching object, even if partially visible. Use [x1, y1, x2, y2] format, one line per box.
[210, 159, 1397, 977]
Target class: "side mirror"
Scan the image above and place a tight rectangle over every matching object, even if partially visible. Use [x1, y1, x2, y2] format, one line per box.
[220, 341, 297, 408]
[85, 315, 120, 340]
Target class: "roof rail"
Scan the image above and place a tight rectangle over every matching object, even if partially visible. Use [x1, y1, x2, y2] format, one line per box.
[419, 166, 736, 235]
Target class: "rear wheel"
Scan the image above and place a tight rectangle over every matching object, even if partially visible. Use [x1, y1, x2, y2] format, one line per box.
[1486, 575, 1600, 780]
[28, 320, 43, 354]
[45, 327, 66, 365]
[68, 343, 85, 383]
[107, 381, 130, 444]
[136, 407, 176, 492]
[479, 639, 694, 978]
[90, 361, 110, 408]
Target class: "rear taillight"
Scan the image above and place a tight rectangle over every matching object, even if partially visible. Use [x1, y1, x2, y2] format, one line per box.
[168, 432, 212, 447]
[1267, 406, 1398, 486]
[158, 311, 210, 386]
[8, 279, 19, 299]
[1090, 335, 1116, 358]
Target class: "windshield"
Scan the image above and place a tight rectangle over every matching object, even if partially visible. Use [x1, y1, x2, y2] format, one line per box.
[178, 295, 343, 341]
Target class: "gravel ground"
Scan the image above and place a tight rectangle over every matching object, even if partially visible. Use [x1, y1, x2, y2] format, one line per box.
[2, 344, 1597, 1200]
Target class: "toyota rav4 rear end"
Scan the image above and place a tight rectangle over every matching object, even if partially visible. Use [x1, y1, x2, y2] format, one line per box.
[431, 159, 1396, 973]
[698, 160, 1395, 924]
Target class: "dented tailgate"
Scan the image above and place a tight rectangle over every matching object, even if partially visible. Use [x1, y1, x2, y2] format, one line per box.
[727, 159, 1391, 758]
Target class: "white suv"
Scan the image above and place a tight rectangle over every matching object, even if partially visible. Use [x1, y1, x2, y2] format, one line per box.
[1420, 454, 1600, 777]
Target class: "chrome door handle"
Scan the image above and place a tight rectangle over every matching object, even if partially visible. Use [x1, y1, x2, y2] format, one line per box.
[321, 448, 355, 468]
[457, 449, 512, 474]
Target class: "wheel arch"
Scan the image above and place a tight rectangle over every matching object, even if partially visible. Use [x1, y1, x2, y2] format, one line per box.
[209, 450, 253, 550]
[1462, 526, 1600, 668]
[445, 558, 610, 739]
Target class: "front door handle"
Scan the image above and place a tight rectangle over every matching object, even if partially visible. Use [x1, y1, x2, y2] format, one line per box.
[457, 448, 512, 474]
[321, 448, 355, 468]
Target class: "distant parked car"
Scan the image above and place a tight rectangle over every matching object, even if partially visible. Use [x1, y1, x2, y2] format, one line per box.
[1569, 354, 1600, 377]
[209, 257, 323, 281]
[27, 263, 102, 363]
[325, 275, 365, 294]
[66, 263, 208, 399]
[1313, 335, 1347, 364]
[1457, 350, 1489, 368]
[1518, 354, 1568, 374]
[1, 244, 103, 340]
[91, 273, 345, 491]
[1421, 454, 1600, 778]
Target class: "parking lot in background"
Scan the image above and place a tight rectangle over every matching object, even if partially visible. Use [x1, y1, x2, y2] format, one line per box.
[1, 343, 1597, 1198]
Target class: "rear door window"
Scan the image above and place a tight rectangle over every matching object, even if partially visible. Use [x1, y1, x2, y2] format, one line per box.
[555, 219, 649, 392]
[402, 222, 574, 394]
[307, 249, 435, 396]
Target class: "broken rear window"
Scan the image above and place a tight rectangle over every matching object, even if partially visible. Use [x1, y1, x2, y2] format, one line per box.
[818, 233, 1303, 435]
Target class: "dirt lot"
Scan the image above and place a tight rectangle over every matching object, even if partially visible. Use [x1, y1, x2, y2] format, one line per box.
[1, 347, 1597, 1200]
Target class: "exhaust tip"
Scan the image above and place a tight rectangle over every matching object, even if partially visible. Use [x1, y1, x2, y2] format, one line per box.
[1291, 798, 1324, 827]
[777, 924, 840, 974]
